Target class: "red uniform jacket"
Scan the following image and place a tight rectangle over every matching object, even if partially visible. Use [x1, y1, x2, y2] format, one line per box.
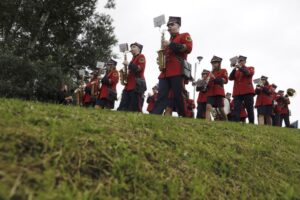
[159, 32, 193, 78]
[98, 70, 119, 99]
[125, 54, 146, 91]
[274, 93, 283, 114]
[83, 77, 99, 103]
[229, 66, 255, 97]
[230, 100, 247, 118]
[146, 93, 158, 113]
[255, 84, 273, 107]
[86, 77, 99, 90]
[197, 91, 207, 103]
[83, 93, 91, 104]
[281, 96, 290, 114]
[206, 69, 228, 97]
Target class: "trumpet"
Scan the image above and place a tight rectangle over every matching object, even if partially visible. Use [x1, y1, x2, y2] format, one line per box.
[193, 74, 212, 92]
[230, 56, 241, 68]
[157, 30, 166, 71]
[256, 79, 264, 87]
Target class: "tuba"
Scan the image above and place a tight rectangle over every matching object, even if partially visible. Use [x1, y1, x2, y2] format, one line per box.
[286, 88, 296, 97]
[157, 30, 166, 71]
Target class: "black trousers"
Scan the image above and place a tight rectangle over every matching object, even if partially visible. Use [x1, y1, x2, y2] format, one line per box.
[272, 113, 281, 126]
[196, 102, 206, 119]
[280, 114, 290, 127]
[233, 94, 254, 124]
[117, 90, 143, 112]
[152, 75, 186, 116]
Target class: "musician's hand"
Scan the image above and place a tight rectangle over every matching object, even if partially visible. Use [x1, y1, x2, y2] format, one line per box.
[163, 40, 170, 48]
[123, 60, 129, 66]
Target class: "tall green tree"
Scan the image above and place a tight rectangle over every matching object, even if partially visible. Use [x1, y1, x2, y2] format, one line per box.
[0, 0, 117, 101]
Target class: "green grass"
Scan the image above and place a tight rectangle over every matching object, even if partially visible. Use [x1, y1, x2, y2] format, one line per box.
[0, 98, 300, 200]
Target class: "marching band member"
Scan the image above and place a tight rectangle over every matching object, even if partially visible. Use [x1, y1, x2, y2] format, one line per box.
[195, 69, 210, 119]
[273, 89, 285, 127]
[255, 76, 273, 125]
[270, 83, 279, 126]
[225, 92, 232, 120]
[205, 56, 228, 121]
[83, 71, 99, 107]
[95, 59, 119, 109]
[278, 90, 291, 127]
[146, 85, 159, 113]
[184, 91, 196, 118]
[229, 55, 255, 123]
[230, 99, 248, 122]
[118, 42, 146, 112]
[57, 83, 73, 105]
[152, 16, 193, 117]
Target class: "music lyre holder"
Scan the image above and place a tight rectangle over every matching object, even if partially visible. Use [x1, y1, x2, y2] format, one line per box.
[79, 69, 85, 77]
[119, 43, 129, 55]
[154, 14, 166, 33]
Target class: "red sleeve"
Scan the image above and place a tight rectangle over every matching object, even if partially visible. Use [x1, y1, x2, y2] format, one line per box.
[109, 71, 119, 84]
[222, 69, 229, 84]
[248, 66, 255, 76]
[180, 33, 193, 53]
[137, 54, 146, 71]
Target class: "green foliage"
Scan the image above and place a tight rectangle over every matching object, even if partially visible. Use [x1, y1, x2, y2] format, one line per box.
[0, 99, 300, 199]
[0, 0, 117, 101]
[0, 53, 74, 101]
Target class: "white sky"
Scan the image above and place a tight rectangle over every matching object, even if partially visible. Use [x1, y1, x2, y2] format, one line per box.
[97, 0, 300, 124]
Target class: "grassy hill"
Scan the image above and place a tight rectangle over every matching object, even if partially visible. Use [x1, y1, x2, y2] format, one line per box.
[0, 98, 299, 200]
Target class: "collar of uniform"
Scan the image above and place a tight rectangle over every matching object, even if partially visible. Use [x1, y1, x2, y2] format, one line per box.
[212, 68, 221, 72]
[133, 53, 141, 58]
[170, 32, 180, 38]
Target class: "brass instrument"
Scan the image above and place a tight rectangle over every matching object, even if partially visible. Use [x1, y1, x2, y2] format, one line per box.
[253, 78, 264, 87]
[193, 72, 213, 92]
[286, 88, 296, 97]
[75, 71, 85, 106]
[157, 30, 166, 71]
[257, 79, 264, 87]
[91, 79, 98, 97]
[90, 62, 105, 96]
[120, 52, 128, 85]
[119, 43, 129, 86]
[153, 14, 166, 71]
[230, 56, 241, 68]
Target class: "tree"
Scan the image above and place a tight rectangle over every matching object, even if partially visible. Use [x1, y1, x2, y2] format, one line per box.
[0, 0, 117, 101]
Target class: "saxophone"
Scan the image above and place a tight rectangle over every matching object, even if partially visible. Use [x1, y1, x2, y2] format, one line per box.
[157, 30, 166, 71]
[91, 68, 104, 97]
[120, 52, 128, 85]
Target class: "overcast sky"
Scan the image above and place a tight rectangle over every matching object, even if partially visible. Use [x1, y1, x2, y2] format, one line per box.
[97, 0, 300, 124]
